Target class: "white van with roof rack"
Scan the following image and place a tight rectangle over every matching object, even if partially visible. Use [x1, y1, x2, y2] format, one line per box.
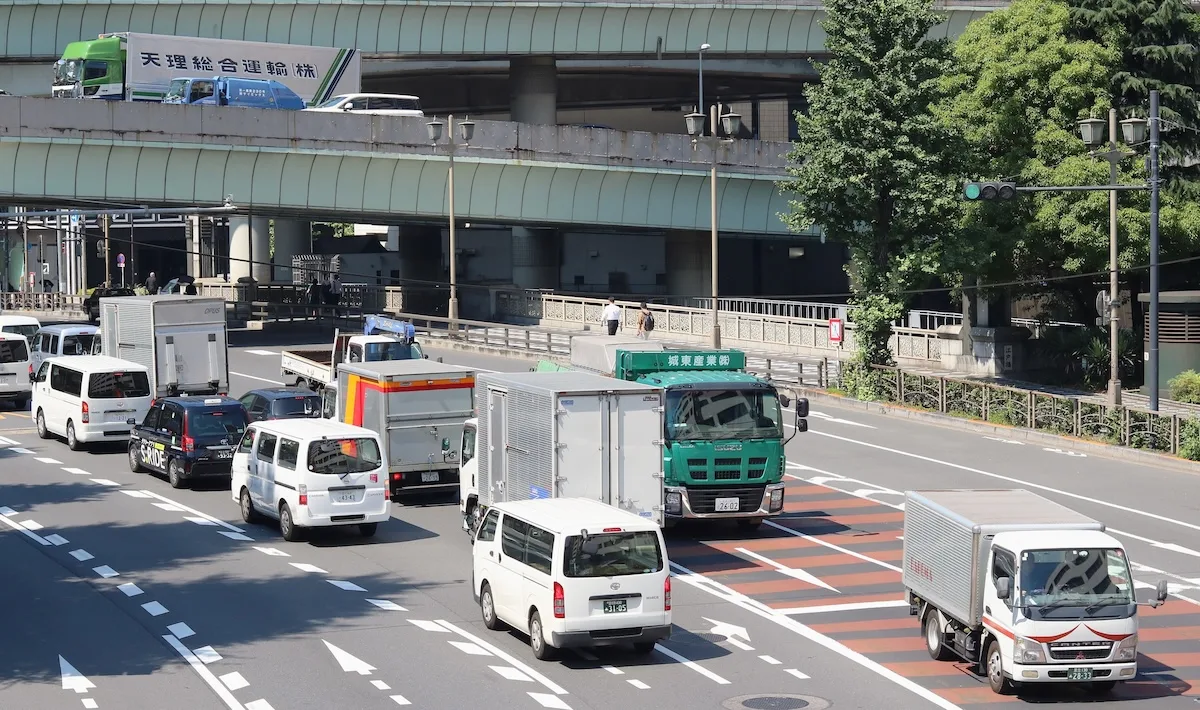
[472, 498, 672, 660]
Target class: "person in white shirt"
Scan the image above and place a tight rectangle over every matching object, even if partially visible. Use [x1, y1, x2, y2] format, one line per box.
[602, 298, 621, 336]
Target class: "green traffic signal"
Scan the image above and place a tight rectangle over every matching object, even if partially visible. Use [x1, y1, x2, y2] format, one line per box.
[963, 181, 1017, 200]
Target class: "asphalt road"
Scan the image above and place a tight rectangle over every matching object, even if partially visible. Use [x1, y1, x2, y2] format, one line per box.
[2, 335, 1199, 710]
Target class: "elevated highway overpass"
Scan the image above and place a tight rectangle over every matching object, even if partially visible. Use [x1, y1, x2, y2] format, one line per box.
[0, 95, 794, 234]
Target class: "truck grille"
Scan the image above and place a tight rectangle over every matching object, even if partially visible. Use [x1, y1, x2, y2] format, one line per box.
[686, 486, 766, 514]
[686, 457, 770, 482]
[1048, 642, 1112, 661]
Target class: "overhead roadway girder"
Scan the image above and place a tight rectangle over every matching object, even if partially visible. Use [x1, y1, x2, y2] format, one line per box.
[0, 139, 795, 234]
[1, 1, 997, 61]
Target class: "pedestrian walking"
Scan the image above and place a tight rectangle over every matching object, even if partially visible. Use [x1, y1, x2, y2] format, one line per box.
[602, 297, 621, 336]
[305, 276, 320, 317]
[636, 302, 655, 339]
[328, 273, 344, 316]
[145, 271, 157, 294]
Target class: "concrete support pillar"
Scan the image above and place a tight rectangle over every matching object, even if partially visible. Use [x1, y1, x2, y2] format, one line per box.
[509, 57, 558, 125]
[511, 227, 558, 290]
[271, 219, 309, 284]
[389, 225, 442, 282]
[229, 215, 270, 282]
[665, 231, 710, 300]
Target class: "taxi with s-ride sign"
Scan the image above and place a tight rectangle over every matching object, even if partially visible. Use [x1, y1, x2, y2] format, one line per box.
[129, 395, 249, 489]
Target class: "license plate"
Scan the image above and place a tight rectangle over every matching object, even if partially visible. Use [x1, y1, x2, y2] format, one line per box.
[215, 450, 233, 459]
[603, 600, 627, 614]
[0, 374, 11, 381]
[421, 471, 440, 483]
[714, 496, 740, 512]
[1067, 667, 1093, 681]
[335, 492, 358, 503]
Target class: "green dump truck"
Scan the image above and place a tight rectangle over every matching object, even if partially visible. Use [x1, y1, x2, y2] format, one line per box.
[538, 336, 808, 529]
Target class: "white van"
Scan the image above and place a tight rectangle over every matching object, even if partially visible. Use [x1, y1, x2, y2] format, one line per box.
[232, 419, 391, 542]
[471, 498, 672, 660]
[0, 315, 40, 345]
[31, 324, 100, 374]
[0, 332, 32, 408]
[32, 356, 152, 450]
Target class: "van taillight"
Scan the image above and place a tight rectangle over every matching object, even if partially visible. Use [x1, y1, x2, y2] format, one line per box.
[182, 435, 195, 452]
[81, 401, 90, 424]
[298, 484, 308, 506]
[553, 582, 565, 618]
[384, 486, 390, 502]
[664, 576, 671, 611]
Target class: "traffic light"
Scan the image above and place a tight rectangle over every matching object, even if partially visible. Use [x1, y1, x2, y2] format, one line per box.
[963, 181, 1017, 200]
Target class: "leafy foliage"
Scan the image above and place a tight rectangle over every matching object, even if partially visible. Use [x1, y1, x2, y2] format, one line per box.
[780, 0, 967, 381]
[1168, 369, 1200, 404]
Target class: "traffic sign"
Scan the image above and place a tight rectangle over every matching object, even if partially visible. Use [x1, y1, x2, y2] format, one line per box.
[829, 318, 844, 344]
[116, 253, 125, 268]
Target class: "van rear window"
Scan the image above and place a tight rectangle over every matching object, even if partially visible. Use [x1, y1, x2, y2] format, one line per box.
[563, 531, 664, 578]
[307, 437, 382, 474]
[0, 339, 29, 363]
[88, 371, 151, 399]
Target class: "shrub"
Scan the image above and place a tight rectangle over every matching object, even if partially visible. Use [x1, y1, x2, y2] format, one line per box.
[1169, 370, 1200, 404]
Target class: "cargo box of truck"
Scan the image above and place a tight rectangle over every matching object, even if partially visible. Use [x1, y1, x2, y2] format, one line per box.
[903, 489, 1106, 628]
[335, 360, 476, 496]
[475, 371, 664, 524]
[100, 295, 229, 398]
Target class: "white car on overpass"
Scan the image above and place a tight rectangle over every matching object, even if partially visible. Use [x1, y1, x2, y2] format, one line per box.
[305, 93, 424, 117]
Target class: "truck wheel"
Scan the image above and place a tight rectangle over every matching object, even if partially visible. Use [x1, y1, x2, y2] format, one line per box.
[480, 583, 502, 630]
[737, 518, 763, 532]
[923, 608, 953, 661]
[1089, 681, 1117, 694]
[529, 611, 555, 661]
[986, 639, 1014, 695]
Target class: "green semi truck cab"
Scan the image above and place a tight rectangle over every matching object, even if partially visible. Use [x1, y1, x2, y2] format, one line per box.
[539, 336, 808, 528]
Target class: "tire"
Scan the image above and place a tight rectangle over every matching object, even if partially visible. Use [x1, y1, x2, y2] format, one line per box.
[923, 608, 953, 661]
[128, 443, 145, 472]
[14, 397, 28, 410]
[359, 523, 378, 538]
[1089, 681, 1117, 694]
[240, 487, 261, 524]
[66, 420, 81, 451]
[986, 639, 1013, 695]
[36, 409, 49, 439]
[529, 611, 554, 661]
[280, 502, 301, 542]
[167, 459, 187, 489]
[737, 518, 763, 532]
[633, 642, 657, 655]
[480, 583, 502, 630]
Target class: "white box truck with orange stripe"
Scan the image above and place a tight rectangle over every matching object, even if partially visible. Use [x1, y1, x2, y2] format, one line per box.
[333, 360, 477, 499]
[903, 489, 1168, 696]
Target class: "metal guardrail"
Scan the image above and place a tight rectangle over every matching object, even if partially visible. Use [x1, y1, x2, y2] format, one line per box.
[0, 292, 85, 313]
[862, 364, 1200, 459]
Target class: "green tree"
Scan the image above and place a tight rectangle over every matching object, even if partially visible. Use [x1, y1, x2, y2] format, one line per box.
[779, 0, 967, 385]
[1069, 0, 1200, 192]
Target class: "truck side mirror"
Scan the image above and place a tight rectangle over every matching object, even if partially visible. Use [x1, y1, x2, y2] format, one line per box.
[779, 394, 791, 408]
[796, 398, 809, 418]
[1156, 579, 1169, 603]
[996, 576, 1012, 601]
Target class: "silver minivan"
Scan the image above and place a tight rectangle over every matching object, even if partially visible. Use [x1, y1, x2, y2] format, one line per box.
[31, 324, 100, 374]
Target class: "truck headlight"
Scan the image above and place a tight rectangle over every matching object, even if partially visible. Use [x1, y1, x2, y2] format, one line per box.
[1115, 633, 1138, 661]
[1015, 638, 1046, 664]
[665, 491, 683, 516]
[769, 488, 784, 512]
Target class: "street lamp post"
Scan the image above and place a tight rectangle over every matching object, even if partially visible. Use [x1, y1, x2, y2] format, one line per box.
[426, 115, 476, 331]
[685, 104, 741, 350]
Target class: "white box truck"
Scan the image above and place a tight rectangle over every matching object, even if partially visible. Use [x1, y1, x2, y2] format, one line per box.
[463, 371, 665, 531]
[100, 295, 229, 398]
[53, 32, 360, 105]
[333, 360, 476, 498]
[903, 489, 1168, 696]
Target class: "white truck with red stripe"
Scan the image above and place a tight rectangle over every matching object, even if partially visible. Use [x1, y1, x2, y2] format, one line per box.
[332, 360, 477, 499]
[903, 489, 1168, 696]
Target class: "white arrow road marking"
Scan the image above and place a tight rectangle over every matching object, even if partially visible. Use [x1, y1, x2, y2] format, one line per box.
[59, 656, 95, 694]
[323, 640, 375, 675]
[701, 616, 754, 651]
[736, 547, 840, 593]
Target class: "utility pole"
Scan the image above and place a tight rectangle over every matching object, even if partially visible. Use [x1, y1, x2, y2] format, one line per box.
[103, 214, 111, 287]
[1147, 90, 1161, 411]
[22, 209, 29, 293]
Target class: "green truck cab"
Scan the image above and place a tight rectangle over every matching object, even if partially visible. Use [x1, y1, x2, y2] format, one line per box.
[539, 336, 808, 529]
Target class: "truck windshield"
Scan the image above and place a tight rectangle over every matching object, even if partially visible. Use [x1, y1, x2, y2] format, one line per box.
[364, 341, 424, 361]
[1019, 548, 1134, 612]
[164, 79, 188, 101]
[563, 531, 664, 577]
[664, 389, 783, 441]
[308, 437, 382, 474]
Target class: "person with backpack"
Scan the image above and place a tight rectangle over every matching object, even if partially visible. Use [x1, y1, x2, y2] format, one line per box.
[636, 302, 655, 339]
